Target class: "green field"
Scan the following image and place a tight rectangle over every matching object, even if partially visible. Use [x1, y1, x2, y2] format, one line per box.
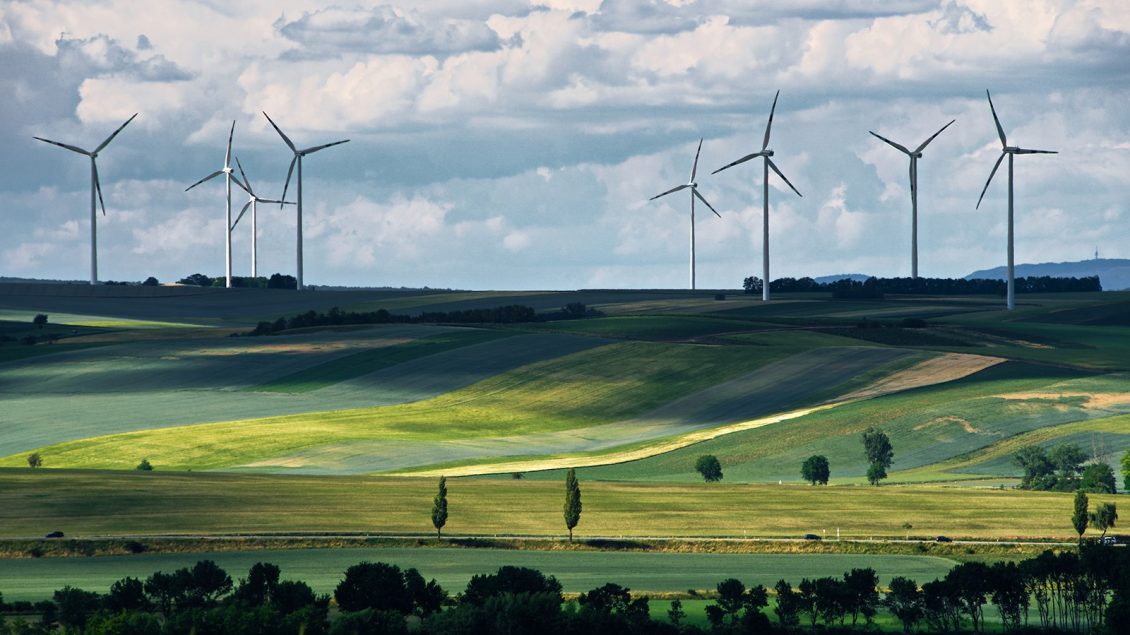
[0, 547, 956, 603]
[0, 470, 1115, 541]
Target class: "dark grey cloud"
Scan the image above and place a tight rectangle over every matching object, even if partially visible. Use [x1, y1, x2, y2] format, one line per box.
[276, 5, 502, 58]
[56, 34, 192, 81]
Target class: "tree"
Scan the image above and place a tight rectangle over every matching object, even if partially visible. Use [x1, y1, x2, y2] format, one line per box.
[564, 468, 582, 542]
[1123, 449, 1130, 491]
[462, 566, 562, 606]
[1050, 443, 1089, 484]
[53, 586, 102, 632]
[742, 276, 763, 294]
[106, 576, 149, 612]
[842, 567, 879, 626]
[705, 578, 768, 630]
[27, 452, 42, 468]
[1014, 445, 1055, 489]
[667, 598, 685, 626]
[431, 476, 448, 538]
[862, 427, 893, 485]
[335, 561, 413, 614]
[773, 579, 802, 628]
[1080, 462, 1117, 494]
[1073, 489, 1090, 545]
[884, 577, 923, 633]
[32, 314, 48, 329]
[1090, 502, 1118, 539]
[801, 455, 830, 485]
[178, 273, 213, 287]
[142, 276, 159, 286]
[694, 455, 723, 482]
[866, 462, 887, 486]
[136, 458, 153, 471]
[233, 562, 281, 606]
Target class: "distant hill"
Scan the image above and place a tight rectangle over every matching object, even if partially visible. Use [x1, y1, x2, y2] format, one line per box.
[965, 258, 1130, 291]
[813, 273, 871, 284]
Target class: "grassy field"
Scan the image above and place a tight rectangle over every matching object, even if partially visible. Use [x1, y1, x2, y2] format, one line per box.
[0, 470, 1115, 541]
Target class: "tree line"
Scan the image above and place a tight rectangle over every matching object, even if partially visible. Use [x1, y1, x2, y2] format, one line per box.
[742, 275, 1102, 297]
[2, 543, 1128, 635]
[178, 273, 297, 289]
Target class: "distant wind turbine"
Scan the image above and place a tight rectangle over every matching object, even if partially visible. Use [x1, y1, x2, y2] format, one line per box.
[976, 90, 1056, 310]
[231, 157, 294, 279]
[712, 91, 802, 301]
[185, 121, 244, 289]
[33, 113, 137, 285]
[262, 112, 349, 291]
[869, 119, 955, 279]
[649, 139, 722, 290]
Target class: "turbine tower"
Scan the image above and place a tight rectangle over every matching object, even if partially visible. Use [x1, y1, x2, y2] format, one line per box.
[231, 157, 294, 278]
[712, 91, 802, 301]
[33, 114, 137, 285]
[185, 121, 244, 289]
[262, 112, 349, 291]
[649, 139, 722, 290]
[975, 90, 1056, 310]
[869, 119, 955, 279]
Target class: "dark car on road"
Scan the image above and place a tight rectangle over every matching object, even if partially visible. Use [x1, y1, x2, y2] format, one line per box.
[45, 531, 64, 538]
[935, 535, 952, 543]
[803, 533, 822, 540]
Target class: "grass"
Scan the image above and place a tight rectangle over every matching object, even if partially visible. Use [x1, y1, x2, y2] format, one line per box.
[0, 547, 958, 603]
[0, 470, 1116, 541]
[251, 329, 514, 393]
[1, 337, 888, 471]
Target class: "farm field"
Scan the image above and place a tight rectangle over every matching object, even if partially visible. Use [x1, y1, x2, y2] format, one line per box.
[0, 470, 1115, 541]
[0, 547, 956, 603]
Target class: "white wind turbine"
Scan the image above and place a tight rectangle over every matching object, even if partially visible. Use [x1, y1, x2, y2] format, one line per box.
[869, 119, 955, 279]
[262, 112, 349, 291]
[649, 139, 721, 290]
[975, 90, 1056, 310]
[712, 91, 802, 301]
[231, 157, 294, 279]
[185, 121, 244, 289]
[33, 113, 137, 285]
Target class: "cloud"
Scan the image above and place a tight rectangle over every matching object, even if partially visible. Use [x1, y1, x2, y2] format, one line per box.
[55, 34, 191, 82]
[276, 6, 502, 57]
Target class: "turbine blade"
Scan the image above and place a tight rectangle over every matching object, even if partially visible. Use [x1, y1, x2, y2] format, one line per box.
[225, 120, 235, 168]
[762, 90, 779, 151]
[262, 111, 296, 152]
[690, 138, 703, 182]
[235, 156, 253, 195]
[909, 159, 917, 202]
[231, 173, 251, 196]
[986, 90, 1007, 148]
[301, 139, 350, 155]
[767, 157, 802, 197]
[185, 170, 224, 192]
[232, 200, 252, 230]
[93, 113, 138, 154]
[869, 131, 911, 155]
[693, 188, 721, 218]
[33, 137, 91, 156]
[976, 152, 1006, 209]
[259, 199, 295, 206]
[711, 152, 764, 175]
[93, 161, 106, 216]
[914, 119, 955, 153]
[650, 183, 689, 200]
[280, 156, 297, 206]
[1014, 148, 1058, 154]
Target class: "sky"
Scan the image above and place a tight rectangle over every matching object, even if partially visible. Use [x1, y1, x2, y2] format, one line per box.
[1, 0, 1128, 290]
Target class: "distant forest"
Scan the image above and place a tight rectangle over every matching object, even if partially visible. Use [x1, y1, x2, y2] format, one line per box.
[744, 275, 1102, 298]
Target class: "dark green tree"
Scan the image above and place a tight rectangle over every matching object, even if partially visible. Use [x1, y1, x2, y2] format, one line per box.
[705, 578, 768, 630]
[801, 455, 830, 485]
[1080, 462, 1117, 493]
[53, 586, 102, 632]
[564, 468, 582, 542]
[742, 276, 763, 294]
[136, 458, 153, 471]
[862, 427, 893, 485]
[32, 314, 48, 329]
[842, 567, 879, 626]
[1014, 445, 1055, 489]
[1090, 502, 1117, 539]
[26, 452, 42, 468]
[1050, 444, 1089, 484]
[431, 476, 448, 538]
[334, 561, 412, 614]
[106, 576, 149, 612]
[142, 276, 159, 286]
[773, 579, 802, 628]
[694, 454, 723, 482]
[1123, 449, 1130, 491]
[667, 598, 685, 626]
[233, 562, 281, 606]
[462, 566, 563, 606]
[403, 568, 445, 617]
[883, 576, 923, 633]
[1073, 489, 1090, 545]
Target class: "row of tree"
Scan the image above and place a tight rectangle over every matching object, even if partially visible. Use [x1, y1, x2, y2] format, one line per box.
[3, 543, 1129, 635]
[176, 273, 298, 289]
[742, 275, 1102, 296]
[246, 304, 541, 335]
[1016, 444, 1126, 493]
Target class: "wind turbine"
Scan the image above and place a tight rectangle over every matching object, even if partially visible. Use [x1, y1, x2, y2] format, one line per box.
[262, 112, 349, 291]
[231, 157, 294, 278]
[33, 113, 137, 285]
[869, 119, 955, 279]
[649, 139, 722, 290]
[712, 91, 802, 301]
[185, 121, 244, 289]
[975, 90, 1056, 310]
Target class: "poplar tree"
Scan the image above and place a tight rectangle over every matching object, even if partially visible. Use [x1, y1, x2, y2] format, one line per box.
[1072, 489, 1089, 546]
[431, 476, 448, 539]
[564, 468, 582, 542]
